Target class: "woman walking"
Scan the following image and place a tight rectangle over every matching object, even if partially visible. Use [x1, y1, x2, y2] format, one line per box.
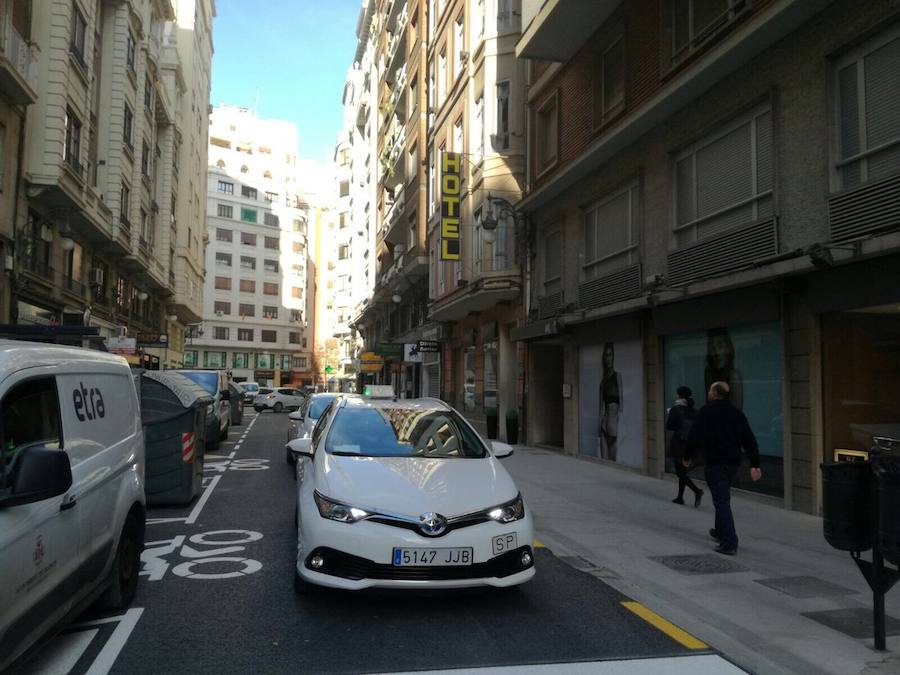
[667, 386, 703, 506]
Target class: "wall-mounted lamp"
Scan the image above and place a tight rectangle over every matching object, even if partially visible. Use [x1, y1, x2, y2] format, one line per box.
[391, 294, 402, 304]
[167, 314, 179, 322]
[137, 291, 149, 301]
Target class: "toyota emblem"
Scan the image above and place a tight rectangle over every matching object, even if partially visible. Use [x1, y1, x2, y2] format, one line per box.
[418, 512, 447, 536]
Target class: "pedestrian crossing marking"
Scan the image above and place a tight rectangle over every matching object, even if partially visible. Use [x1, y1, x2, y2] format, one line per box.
[621, 601, 708, 650]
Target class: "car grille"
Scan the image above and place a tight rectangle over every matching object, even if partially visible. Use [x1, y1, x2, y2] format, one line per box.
[306, 546, 533, 581]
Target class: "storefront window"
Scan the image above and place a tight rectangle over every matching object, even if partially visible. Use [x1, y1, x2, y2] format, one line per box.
[256, 353, 274, 369]
[233, 353, 249, 369]
[483, 340, 498, 411]
[663, 321, 784, 497]
[184, 350, 198, 367]
[463, 347, 476, 412]
[823, 310, 900, 459]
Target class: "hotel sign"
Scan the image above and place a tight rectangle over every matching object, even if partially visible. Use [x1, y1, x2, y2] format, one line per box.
[440, 151, 461, 261]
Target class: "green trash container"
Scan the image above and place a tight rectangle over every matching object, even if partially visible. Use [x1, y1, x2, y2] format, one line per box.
[140, 371, 214, 506]
[821, 461, 874, 552]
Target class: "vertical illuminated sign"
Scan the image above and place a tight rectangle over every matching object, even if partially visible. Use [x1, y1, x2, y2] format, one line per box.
[440, 152, 461, 261]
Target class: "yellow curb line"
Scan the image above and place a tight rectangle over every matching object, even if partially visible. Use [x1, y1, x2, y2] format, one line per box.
[621, 601, 708, 650]
[533, 539, 545, 549]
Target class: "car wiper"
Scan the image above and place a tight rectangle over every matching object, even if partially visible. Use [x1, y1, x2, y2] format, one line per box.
[330, 451, 364, 456]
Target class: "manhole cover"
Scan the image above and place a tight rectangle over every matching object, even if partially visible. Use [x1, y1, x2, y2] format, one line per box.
[755, 575, 857, 599]
[802, 608, 900, 639]
[650, 554, 749, 575]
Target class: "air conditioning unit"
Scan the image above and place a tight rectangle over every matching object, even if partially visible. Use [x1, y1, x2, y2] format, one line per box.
[215, 310, 224, 317]
[88, 268, 104, 287]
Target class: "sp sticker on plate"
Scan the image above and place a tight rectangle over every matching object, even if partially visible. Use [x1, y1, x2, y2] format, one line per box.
[492, 532, 518, 556]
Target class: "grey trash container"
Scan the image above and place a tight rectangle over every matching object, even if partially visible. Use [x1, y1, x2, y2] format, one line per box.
[139, 371, 214, 506]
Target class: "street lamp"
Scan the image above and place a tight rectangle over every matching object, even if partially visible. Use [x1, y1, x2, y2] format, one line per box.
[479, 193, 511, 245]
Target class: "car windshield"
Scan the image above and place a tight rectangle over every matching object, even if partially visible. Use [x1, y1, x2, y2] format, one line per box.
[259, 388, 273, 395]
[180, 371, 218, 396]
[308, 395, 337, 419]
[243, 383, 259, 393]
[324, 406, 486, 458]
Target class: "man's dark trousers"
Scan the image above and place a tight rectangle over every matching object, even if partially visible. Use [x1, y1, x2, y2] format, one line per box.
[705, 463, 739, 550]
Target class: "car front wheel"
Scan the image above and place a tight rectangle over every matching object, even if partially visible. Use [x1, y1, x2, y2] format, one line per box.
[274, 402, 284, 413]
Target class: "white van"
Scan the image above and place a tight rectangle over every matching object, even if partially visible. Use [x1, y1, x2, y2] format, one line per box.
[0, 342, 146, 670]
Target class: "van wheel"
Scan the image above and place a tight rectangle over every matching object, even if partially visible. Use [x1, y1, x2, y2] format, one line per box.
[274, 402, 284, 413]
[102, 513, 142, 610]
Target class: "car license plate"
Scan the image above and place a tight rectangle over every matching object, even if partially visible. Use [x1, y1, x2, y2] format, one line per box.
[492, 532, 518, 556]
[392, 547, 473, 566]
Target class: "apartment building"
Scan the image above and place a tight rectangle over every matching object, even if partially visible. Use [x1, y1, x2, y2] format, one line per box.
[1, 0, 213, 367]
[192, 104, 313, 386]
[512, 0, 900, 514]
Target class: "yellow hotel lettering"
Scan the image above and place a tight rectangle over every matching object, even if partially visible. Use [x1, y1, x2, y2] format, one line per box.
[440, 152, 461, 261]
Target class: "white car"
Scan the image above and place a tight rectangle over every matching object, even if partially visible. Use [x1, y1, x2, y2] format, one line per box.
[286, 396, 535, 592]
[0, 343, 146, 670]
[286, 393, 339, 463]
[254, 387, 305, 413]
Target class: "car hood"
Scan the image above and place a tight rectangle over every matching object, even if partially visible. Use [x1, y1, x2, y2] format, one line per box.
[318, 454, 518, 517]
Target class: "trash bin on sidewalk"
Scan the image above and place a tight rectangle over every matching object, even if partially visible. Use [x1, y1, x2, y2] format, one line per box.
[874, 462, 900, 566]
[139, 371, 214, 506]
[821, 461, 874, 552]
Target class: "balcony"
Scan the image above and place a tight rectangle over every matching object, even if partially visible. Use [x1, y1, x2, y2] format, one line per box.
[516, 0, 620, 62]
[381, 184, 406, 242]
[0, 8, 36, 104]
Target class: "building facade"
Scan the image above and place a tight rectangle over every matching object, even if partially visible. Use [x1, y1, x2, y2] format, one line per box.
[512, 0, 900, 513]
[2, 0, 213, 366]
[191, 104, 314, 386]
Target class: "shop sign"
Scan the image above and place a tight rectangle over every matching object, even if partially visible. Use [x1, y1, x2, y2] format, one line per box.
[360, 351, 384, 373]
[417, 340, 439, 353]
[254, 369, 275, 380]
[440, 151, 461, 261]
[403, 343, 423, 363]
[17, 301, 59, 326]
[375, 342, 403, 359]
[136, 333, 169, 347]
[107, 336, 137, 354]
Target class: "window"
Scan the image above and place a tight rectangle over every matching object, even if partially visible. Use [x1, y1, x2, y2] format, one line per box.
[239, 303, 255, 317]
[339, 213, 348, 229]
[184, 350, 198, 367]
[264, 236, 280, 250]
[240, 279, 256, 293]
[670, 0, 749, 61]
[293, 356, 308, 369]
[536, 93, 558, 173]
[237, 328, 254, 342]
[120, 183, 131, 225]
[290, 309, 302, 322]
[216, 252, 232, 267]
[265, 191, 278, 202]
[263, 282, 279, 296]
[474, 96, 484, 159]
[1, 378, 62, 469]
[204, 352, 227, 368]
[835, 28, 900, 189]
[144, 79, 153, 111]
[338, 244, 349, 260]
[240, 207, 257, 223]
[239, 255, 256, 271]
[291, 287, 302, 299]
[123, 105, 133, 149]
[64, 107, 82, 171]
[216, 227, 233, 242]
[673, 103, 773, 245]
[70, 2, 87, 65]
[217, 204, 233, 218]
[543, 228, 562, 287]
[583, 184, 639, 280]
[292, 242, 303, 254]
[438, 48, 447, 104]
[339, 180, 350, 197]
[264, 259, 279, 274]
[214, 327, 229, 340]
[231, 353, 248, 368]
[218, 180, 234, 194]
[241, 185, 257, 200]
[289, 332, 300, 344]
[241, 232, 257, 246]
[408, 143, 418, 181]
[261, 330, 277, 343]
[496, 81, 510, 149]
[593, 36, 625, 127]
[264, 212, 279, 227]
[214, 301, 231, 315]
[126, 31, 136, 72]
[453, 117, 464, 153]
[454, 14, 464, 75]
[497, 0, 515, 32]
[215, 276, 232, 290]
[292, 219, 306, 234]
[263, 305, 279, 319]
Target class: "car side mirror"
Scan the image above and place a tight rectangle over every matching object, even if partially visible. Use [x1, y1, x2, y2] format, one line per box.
[288, 410, 303, 421]
[286, 437, 313, 460]
[491, 441, 514, 459]
[0, 447, 73, 509]
[220, 389, 231, 401]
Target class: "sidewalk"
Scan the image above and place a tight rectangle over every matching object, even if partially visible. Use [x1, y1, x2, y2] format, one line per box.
[504, 446, 900, 675]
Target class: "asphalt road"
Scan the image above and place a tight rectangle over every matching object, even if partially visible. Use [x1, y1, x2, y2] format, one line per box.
[11, 411, 740, 675]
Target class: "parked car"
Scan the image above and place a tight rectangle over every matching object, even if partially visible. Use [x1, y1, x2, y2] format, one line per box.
[286, 396, 534, 593]
[0, 342, 146, 670]
[254, 387, 305, 413]
[286, 393, 339, 463]
[240, 381, 260, 403]
[174, 370, 231, 448]
[228, 381, 245, 425]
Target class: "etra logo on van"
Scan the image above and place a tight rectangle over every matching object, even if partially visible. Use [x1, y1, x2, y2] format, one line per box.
[73, 382, 106, 422]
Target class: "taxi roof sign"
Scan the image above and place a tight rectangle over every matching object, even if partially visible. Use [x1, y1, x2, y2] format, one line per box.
[363, 384, 395, 399]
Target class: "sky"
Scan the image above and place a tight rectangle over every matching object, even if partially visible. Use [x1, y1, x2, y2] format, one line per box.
[209, 0, 362, 164]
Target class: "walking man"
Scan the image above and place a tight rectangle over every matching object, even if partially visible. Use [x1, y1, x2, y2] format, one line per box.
[684, 381, 762, 555]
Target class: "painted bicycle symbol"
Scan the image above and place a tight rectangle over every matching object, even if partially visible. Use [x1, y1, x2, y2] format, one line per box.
[140, 530, 263, 581]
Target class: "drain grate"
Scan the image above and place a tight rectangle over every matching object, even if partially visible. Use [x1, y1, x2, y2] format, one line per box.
[755, 575, 857, 599]
[802, 608, 900, 639]
[650, 554, 749, 575]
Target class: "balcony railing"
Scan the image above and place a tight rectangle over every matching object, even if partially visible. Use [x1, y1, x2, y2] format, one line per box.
[0, 8, 36, 103]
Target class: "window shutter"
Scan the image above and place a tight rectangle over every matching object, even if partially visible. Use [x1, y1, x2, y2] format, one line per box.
[864, 37, 900, 181]
[696, 123, 753, 236]
[595, 190, 630, 257]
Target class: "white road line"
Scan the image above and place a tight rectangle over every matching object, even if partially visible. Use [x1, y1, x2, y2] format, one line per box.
[385, 655, 746, 675]
[84, 608, 144, 675]
[228, 450, 237, 459]
[24, 628, 99, 674]
[185, 474, 222, 525]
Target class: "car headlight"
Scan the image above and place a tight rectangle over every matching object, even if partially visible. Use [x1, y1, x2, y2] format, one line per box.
[488, 494, 525, 523]
[313, 491, 369, 523]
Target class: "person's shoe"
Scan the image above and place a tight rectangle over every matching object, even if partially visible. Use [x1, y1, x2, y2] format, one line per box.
[694, 490, 703, 508]
[714, 544, 737, 556]
[709, 528, 720, 541]
[672, 497, 685, 505]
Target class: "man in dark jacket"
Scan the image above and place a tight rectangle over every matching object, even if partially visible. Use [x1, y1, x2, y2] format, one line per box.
[684, 381, 761, 555]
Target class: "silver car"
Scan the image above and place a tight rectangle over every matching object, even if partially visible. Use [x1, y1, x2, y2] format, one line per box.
[286, 393, 339, 463]
[254, 387, 305, 413]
